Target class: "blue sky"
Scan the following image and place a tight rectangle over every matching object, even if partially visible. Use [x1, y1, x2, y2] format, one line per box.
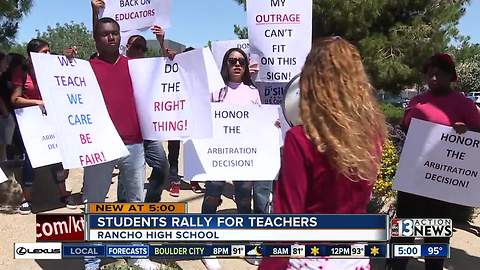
[16, 0, 480, 46]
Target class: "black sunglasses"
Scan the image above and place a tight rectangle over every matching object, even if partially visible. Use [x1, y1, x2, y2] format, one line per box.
[227, 57, 246, 66]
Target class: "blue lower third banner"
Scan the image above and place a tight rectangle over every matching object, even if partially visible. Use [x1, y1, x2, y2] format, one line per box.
[86, 214, 388, 242]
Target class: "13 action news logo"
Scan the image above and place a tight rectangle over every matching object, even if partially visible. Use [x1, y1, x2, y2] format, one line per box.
[391, 219, 452, 237]
[14, 243, 62, 259]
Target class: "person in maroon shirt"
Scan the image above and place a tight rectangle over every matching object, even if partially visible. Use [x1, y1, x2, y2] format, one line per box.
[387, 54, 480, 270]
[83, 17, 155, 270]
[9, 39, 74, 214]
[259, 37, 386, 270]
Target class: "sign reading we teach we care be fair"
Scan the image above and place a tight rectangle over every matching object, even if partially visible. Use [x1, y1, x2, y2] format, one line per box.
[30, 53, 129, 169]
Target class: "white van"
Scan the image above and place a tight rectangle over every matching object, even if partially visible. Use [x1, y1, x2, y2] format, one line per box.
[466, 91, 480, 103]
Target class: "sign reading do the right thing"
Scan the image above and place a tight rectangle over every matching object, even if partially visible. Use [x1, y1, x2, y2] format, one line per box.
[247, 0, 312, 83]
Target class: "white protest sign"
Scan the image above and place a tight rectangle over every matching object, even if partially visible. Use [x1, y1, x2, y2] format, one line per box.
[15, 106, 62, 168]
[394, 118, 480, 207]
[257, 81, 287, 105]
[247, 0, 312, 83]
[184, 103, 281, 181]
[129, 48, 222, 140]
[0, 168, 7, 183]
[101, 0, 171, 31]
[30, 53, 129, 169]
[211, 39, 250, 69]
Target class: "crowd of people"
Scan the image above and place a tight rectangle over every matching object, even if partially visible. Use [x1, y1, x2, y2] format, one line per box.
[0, 1, 475, 270]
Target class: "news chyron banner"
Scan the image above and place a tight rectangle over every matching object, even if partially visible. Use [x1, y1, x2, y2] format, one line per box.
[85, 214, 388, 242]
[35, 203, 186, 242]
[100, 0, 171, 31]
[394, 119, 480, 206]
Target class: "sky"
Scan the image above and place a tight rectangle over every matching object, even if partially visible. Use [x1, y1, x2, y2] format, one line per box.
[15, 0, 480, 46]
[15, 0, 247, 47]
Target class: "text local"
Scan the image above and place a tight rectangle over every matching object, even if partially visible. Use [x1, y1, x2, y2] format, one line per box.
[115, 10, 155, 22]
[120, 0, 151, 7]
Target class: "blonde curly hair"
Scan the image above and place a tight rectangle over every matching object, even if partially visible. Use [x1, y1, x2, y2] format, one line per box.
[300, 37, 387, 183]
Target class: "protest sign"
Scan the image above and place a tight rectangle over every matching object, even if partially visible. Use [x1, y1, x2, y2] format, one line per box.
[30, 53, 129, 169]
[184, 103, 281, 181]
[257, 81, 287, 105]
[247, 0, 312, 83]
[211, 39, 249, 69]
[15, 106, 62, 168]
[0, 168, 7, 184]
[129, 48, 223, 140]
[394, 118, 480, 207]
[101, 0, 171, 31]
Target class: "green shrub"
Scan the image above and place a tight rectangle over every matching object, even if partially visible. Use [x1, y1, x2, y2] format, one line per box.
[374, 139, 398, 198]
[380, 102, 404, 125]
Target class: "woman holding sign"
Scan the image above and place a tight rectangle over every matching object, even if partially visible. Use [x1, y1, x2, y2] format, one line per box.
[10, 39, 75, 214]
[387, 54, 480, 270]
[200, 48, 261, 270]
[259, 37, 386, 270]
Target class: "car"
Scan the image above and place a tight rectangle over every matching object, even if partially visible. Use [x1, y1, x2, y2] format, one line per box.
[466, 91, 480, 103]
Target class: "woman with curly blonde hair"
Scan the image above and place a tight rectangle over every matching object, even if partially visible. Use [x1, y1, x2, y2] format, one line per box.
[259, 36, 386, 270]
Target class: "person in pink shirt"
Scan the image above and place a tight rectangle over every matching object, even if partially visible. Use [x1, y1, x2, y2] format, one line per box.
[259, 37, 387, 270]
[387, 53, 480, 270]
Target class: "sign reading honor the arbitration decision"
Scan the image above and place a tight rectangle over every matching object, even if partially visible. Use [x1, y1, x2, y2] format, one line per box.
[394, 118, 480, 206]
[184, 103, 281, 181]
[247, 0, 312, 83]
[101, 0, 171, 31]
[30, 53, 129, 169]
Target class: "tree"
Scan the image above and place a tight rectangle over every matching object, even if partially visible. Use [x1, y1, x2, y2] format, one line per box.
[456, 57, 480, 92]
[0, 0, 33, 48]
[233, 0, 470, 93]
[35, 22, 96, 60]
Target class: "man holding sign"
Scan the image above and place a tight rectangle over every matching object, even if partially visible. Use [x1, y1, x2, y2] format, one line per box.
[85, 17, 157, 270]
[389, 53, 480, 270]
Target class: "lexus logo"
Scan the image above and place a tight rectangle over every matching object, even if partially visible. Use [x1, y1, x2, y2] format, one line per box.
[15, 247, 61, 255]
[16, 247, 27, 255]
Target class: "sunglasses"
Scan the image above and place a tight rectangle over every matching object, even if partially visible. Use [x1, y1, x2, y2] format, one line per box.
[227, 58, 246, 66]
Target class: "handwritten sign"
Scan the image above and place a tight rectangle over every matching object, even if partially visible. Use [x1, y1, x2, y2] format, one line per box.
[129, 48, 222, 140]
[184, 103, 281, 181]
[30, 53, 129, 169]
[101, 0, 171, 31]
[211, 39, 250, 69]
[247, 0, 312, 82]
[257, 81, 287, 105]
[394, 118, 480, 207]
[15, 106, 62, 168]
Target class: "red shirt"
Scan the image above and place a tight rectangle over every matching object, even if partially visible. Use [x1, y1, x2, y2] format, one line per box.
[11, 67, 42, 100]
[89, 55, 142, 144]
[402, 91, 480, 130]
[259, 126, 373, 270]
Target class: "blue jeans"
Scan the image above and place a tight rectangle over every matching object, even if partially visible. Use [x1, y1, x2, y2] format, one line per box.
[83, 143, 145, 203]
[201, 181, 252, 214]
[143, 140, 169, 202]
[83, 144, 145, 269]
[168, 140, 180, 182]
[253, 181, 273, 214]
[117, 141, 168, 202]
